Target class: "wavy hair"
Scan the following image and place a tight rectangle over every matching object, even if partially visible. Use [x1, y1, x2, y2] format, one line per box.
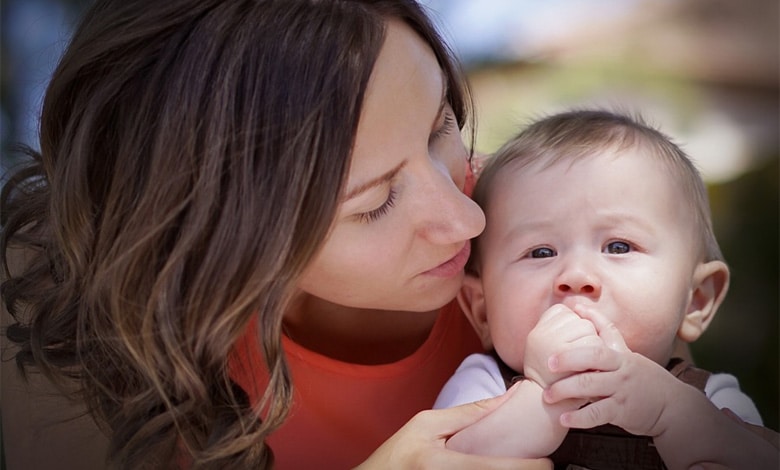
[1, 0, 472, 468]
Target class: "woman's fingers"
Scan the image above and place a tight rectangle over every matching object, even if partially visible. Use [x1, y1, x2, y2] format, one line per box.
[357, 395, 554, 470]
[420, 392, 514, 437]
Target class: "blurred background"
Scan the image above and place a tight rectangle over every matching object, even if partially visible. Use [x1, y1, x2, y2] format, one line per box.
[2, 0, 777, 432]
[420, 0, 779, 431]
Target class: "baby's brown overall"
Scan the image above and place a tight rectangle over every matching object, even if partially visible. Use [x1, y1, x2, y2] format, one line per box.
[493, 354, 710, 470]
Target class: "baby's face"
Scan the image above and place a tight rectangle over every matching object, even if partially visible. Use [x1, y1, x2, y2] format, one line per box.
[478, 150, 701, 371]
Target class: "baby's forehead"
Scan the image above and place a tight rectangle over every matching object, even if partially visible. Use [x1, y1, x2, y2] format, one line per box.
[495, 143, 688, 189]
[487, 147, 699, 227]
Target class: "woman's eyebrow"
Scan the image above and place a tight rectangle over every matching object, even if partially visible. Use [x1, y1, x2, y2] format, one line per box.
[343, 74, 446, 202]
[343, 160, 407, 201]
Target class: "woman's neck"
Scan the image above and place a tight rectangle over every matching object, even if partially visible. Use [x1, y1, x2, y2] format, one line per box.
[282, 294, 440, 364]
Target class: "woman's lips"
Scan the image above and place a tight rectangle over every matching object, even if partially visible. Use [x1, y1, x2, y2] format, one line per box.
[422, 242, 471, 278]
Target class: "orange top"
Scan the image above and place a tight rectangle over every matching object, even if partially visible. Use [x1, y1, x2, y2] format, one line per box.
[230, 300, 481, 469]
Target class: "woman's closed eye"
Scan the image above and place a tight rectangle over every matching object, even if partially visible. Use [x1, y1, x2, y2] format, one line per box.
[356, 187, 397, 224]
[429, 109, 456, 143]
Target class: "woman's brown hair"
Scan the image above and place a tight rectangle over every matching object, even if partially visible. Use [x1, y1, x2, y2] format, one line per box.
[1, 0, 472, 468]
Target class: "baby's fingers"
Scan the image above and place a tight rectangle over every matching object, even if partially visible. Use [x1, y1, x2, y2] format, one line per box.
[548, 344, 621, 377]
[543, 360, 629, 409]
[574, 304, 628, 352]
[559, 399, 616, 429]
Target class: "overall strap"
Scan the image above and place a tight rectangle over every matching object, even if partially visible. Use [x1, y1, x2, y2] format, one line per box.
[667, 357, 711, 390]
[490, 349, 524, 388]
[489, 352, 711, 469]
[549, 357, 709, 470]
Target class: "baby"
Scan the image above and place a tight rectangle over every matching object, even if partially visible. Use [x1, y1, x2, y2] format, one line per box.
[435, 110, 776, 469]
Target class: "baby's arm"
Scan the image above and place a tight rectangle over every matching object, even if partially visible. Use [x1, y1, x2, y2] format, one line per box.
[446, 378, 577, 458]
[544, 305, 779, 470]
[446, 304, 599, 458]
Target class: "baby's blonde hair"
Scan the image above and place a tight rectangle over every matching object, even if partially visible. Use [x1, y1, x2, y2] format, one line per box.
[469, 109, 723, 273]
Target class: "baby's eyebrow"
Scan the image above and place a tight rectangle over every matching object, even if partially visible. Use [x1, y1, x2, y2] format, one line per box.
[342, 160, 407, 201]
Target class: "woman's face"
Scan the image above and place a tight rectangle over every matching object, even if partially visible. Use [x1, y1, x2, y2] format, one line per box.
[296, 20, 485, 313]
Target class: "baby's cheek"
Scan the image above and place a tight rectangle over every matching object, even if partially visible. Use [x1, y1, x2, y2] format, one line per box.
[620, 322, 677, 364]
[493, 328, 527, 372]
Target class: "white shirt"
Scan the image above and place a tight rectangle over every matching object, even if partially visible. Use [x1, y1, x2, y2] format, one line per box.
[434, 353, 763, 426]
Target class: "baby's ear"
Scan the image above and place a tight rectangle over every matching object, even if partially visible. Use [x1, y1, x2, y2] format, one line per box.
[458, 273, 492, 350]
[678, 260, 730, 343]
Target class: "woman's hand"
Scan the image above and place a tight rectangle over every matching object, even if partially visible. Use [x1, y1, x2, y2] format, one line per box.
[355, 394, 552, 470]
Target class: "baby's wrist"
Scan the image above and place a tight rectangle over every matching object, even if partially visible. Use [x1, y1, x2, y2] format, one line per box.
[521, 367, 548, 389]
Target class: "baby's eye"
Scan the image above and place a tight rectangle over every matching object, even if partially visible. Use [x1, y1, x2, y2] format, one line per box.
[605, 241, 630, 254]
[530, 247, 556, 258]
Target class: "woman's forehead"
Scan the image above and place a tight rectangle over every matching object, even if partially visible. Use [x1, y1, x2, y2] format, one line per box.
[348, 20, 444, 183]
[363, 20, 444, 119]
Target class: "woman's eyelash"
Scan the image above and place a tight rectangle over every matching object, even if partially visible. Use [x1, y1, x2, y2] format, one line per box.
[430, 112, 456, 142]
[355, 109, 453, 224]
[357, 188, 397, 223]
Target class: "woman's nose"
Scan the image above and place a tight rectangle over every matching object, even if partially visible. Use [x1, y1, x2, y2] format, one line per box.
[415, 161, 485, 245]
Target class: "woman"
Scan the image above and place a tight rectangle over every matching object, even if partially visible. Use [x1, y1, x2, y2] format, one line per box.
[1, 0, 550, 468]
